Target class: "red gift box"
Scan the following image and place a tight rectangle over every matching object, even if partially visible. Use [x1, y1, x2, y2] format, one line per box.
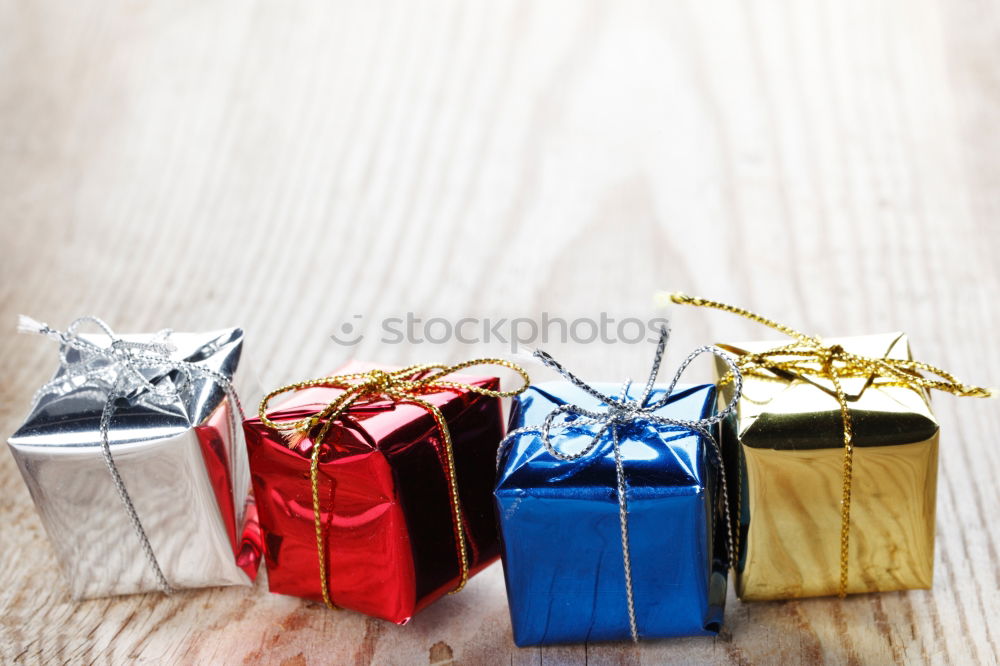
[243, 361, 507, 623]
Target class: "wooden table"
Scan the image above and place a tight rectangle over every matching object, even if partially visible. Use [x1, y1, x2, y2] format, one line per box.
[2, 1, 998, 663]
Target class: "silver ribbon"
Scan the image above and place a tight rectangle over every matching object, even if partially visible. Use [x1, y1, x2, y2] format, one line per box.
[497, 327, 743, 642]
[18, 315, 246, 594]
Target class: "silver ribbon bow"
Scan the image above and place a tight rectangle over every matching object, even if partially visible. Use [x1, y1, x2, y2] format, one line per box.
[498, 327, 743, 642]
[18, 315, 246, 594]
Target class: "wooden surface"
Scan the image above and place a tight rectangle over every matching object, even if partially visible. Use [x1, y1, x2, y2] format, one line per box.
[1, 1, 998, 663]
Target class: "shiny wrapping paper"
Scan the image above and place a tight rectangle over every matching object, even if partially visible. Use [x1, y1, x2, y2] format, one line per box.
[242, 361, 505, 624]
[495, 382, 727, 646]
[715, 332, 939, 600]
[7, 327, 260, 600]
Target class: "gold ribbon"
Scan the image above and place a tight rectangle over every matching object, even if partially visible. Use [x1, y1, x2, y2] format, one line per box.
[669, 293, 994, 598]
[258, 360, 530, 610]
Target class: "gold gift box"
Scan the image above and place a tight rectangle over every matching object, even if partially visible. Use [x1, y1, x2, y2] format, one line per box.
[714, 332, 939, 600]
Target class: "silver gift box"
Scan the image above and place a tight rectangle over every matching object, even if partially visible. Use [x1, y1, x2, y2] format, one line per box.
[8, 326, 260, 599]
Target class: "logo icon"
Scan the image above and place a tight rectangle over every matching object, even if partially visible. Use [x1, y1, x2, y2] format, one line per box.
[330, 315, 364, 345]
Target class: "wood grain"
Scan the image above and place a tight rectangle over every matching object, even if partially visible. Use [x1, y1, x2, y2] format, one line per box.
[1, 0, 998, 663]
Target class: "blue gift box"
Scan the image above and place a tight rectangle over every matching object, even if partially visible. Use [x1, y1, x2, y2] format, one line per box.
[494, 381, 728, 646]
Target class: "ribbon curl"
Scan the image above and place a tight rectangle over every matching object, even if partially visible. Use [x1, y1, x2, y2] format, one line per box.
[18, 315, 246, 594]
[497, 327, 743, 642]
[258, 359, 530, 610]
[668, 292, 995, 598]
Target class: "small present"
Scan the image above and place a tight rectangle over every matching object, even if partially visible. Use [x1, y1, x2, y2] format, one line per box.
[7, 316, 261, 600]
[494, 333, 738, 646]
[243, 359, 529, 624]
[670, 293, 994, 600]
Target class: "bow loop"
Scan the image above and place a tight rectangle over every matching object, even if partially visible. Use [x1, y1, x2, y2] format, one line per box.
[644, 344, 743, 425]
[109, 336, 177, 357]
[535, 403, 611, 462]
[532, 348, 623, 407]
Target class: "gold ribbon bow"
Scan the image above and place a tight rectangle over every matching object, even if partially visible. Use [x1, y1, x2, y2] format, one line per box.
[258, 359, 530, 610]
[669, 293, 994, 598]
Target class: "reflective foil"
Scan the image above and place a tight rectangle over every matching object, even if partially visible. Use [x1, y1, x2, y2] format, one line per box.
[7, 328, 261, 600]
[495, 382, 727, 646]
[715, 332, 939, 600]
[242, 361, 505, 624]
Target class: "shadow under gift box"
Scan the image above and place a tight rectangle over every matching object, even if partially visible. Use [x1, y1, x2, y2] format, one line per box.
[7, 328, 261, 600]
[716, 332, 939, 600]
[242, 361, 506, 624]
[495, 382, 728, 646]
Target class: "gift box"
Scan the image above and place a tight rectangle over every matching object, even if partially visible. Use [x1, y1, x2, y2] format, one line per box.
[669, 291, 990, 601]
[7, 319, 261, 599]
[715, 332, 940, 600]
[495, 380, 730, 645]
[243, 360, 518, 623]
